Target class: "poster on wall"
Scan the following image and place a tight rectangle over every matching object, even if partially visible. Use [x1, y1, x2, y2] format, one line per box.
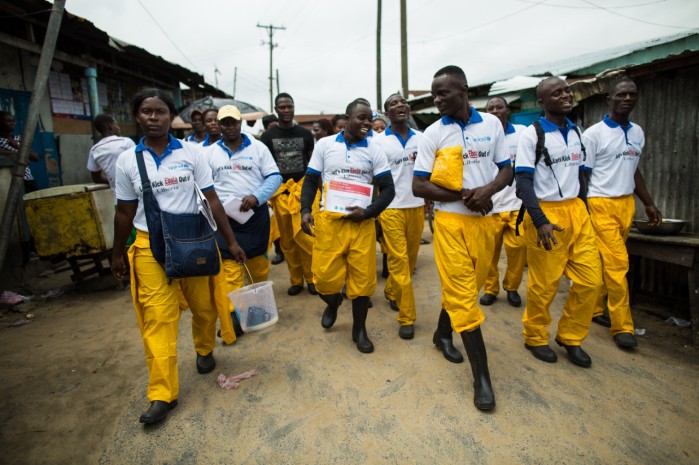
[48, 72, 128, 122]
[48, 71, 90, 120]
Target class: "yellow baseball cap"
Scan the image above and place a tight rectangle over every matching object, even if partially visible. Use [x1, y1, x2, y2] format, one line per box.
[217, 105, 242, 121]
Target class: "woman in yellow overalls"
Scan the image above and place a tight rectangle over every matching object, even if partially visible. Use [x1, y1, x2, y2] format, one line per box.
[111, 88, 245, 425]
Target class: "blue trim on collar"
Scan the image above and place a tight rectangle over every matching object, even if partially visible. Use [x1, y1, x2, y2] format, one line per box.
[440, 106, 483, 128]
[385, 126, 415, 148]
[335, 130, 368, 148]
[217, 133, 252, 157]
[505, 122, 516, 135]
[602, 115, 633, 129]
[538, 117, 577, 133]
[602, 115, 633, 144]
[135, 134, 183, 167]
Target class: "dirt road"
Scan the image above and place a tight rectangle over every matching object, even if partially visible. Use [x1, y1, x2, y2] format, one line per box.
[1, 234, 698, 464]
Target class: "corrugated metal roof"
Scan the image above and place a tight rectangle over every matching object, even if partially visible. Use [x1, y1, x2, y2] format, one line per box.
[475, 29, 699, 85]
[488, 76, 547, 95]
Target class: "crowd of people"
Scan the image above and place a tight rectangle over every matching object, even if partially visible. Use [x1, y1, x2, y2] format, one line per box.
[79, 64, 661, 424]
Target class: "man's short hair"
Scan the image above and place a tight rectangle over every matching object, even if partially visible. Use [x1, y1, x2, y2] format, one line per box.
[383, 93, 403, 112]
[535, 76, 565, 99]
[345, 98, 371, 117]
[486, 96, 508, 108]
[608, 77, 636, 97]
[262, 114, 278, 129]
[274, 93, 294, 106]
[93, 114, 115, 134]
[433, 65, 468, 85]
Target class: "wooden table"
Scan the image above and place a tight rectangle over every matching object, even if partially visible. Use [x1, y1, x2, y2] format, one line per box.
[626, 232, 699, 346]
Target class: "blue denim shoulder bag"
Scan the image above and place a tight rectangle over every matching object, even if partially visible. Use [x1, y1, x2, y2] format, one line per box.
[135, 150, 221, 278]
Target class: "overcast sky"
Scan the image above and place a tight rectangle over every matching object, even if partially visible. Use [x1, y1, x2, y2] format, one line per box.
[58, 0, 698, 115]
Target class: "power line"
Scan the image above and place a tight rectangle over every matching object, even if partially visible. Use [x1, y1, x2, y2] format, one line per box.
[135, 0, 198, 71]
[581, 0, 695, 29]
[409, 0, 547, 45]
[514, 0, 668, 9]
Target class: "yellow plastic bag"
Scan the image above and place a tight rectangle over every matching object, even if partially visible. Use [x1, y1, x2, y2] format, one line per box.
[430, 146, 463, 191]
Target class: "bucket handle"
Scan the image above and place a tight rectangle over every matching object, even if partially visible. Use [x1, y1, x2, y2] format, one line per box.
[241, 262, 254, 286]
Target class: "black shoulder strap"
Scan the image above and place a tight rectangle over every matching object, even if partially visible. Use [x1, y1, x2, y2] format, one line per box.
[135, 150, 151, 192]
[571, 125, 587, 162]
[532, 120, 548, 166]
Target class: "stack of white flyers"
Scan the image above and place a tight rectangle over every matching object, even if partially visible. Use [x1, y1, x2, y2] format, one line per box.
[222, 197, 255, 224]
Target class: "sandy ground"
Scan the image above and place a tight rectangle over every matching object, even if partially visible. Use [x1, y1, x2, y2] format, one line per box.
[1, 225, 698, 465]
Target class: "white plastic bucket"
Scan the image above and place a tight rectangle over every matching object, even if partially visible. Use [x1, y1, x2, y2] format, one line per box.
[227, 281, 278, 332]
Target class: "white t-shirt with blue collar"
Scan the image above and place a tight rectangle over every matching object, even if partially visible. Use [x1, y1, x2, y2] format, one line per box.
[515, 117, 584, 202]
[582, 116, 645, 198]
[307, 131, 392, 212]
[373, 127, 424, 209]
[115, 134, 214, 232]
[492, 122, 526, 213]
[204, 134, 281, 205]
[413, 107, 511, 216]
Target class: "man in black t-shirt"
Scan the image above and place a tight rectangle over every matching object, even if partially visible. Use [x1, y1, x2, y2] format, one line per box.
[260, 93, 316, 296]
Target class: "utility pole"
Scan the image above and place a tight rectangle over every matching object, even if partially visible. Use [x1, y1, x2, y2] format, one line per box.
[233, 67, 237, 99]
[214, 65, 221, 89]
[257, 23, 286, 112]
[276, 69, 280, 95]
[0, 0, 65, 272]
[376, 0, 382, 110]
[400, 0, 409, 99]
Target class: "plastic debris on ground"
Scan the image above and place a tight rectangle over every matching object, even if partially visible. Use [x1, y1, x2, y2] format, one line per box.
[0, 291, 27, 305]
[8, 318, 32, 327]
[217, 370, 257, 389]
[41, 288, 63, 300]
[664, 317, 691, 328]
[634, 328, 646, 336]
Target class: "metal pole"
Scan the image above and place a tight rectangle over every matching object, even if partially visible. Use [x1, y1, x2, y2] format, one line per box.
[268, 35, 273, 112]
[276, 69, 280, 95]
[257, 23, 285, 113]
[400, 0, 409, 98]
[376, 0, 382, 110]
[233, 67, 237, 99]
[85, 68, 99, 118]
[84, 67, 100, 141]
[0, 0, 66, 272]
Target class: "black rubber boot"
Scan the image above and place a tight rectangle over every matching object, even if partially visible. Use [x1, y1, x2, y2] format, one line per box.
[381, 253, 389, 278]
[433, 309, 464, 363]
[460, 327, 495, 411]
[351, 296, 374, 353]
[320, 293, 343, 329]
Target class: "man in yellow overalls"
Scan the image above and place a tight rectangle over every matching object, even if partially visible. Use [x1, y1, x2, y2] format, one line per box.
[301, 99, 395, 354]
[515, 76, 603, 368]
[581, 78, 661, 349]
[260, 93, 316, 296]
[413, 66, 512, 411]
